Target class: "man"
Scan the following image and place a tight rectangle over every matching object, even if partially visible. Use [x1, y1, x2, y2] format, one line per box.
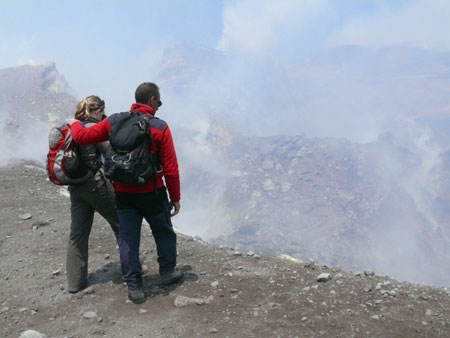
[70, 82, 183, 304]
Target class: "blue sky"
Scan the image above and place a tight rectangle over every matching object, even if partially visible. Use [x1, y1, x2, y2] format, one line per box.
[0, 0, 222, 109]
[1, 0, 450, 113]
[0, 1, 224, 58]
[0, 0, 225, 109]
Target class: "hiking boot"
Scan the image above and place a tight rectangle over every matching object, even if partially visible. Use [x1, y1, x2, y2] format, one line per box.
[128, 287, 145, 304]
[159, 269, 184, 286]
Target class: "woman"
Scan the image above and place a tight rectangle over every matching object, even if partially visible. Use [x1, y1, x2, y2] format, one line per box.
[66, 95, 120, 293]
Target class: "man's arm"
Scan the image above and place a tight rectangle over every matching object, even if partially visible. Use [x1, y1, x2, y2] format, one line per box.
[159, 124, 181, 210]
[84, 122, 110, 153]
[70, 119, 110, 145]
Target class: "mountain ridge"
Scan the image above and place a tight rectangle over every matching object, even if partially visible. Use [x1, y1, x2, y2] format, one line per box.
[0, 63, 77, 164]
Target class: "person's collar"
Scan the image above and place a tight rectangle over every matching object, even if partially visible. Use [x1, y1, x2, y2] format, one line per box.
[87, 115, 102, 123]
[130, 103, 155, 116]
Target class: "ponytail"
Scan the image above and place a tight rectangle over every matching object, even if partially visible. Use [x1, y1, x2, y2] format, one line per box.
[74, 95, 105, 121]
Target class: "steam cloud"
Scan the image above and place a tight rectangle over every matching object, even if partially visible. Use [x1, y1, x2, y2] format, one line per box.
[160, 0, 450, 285]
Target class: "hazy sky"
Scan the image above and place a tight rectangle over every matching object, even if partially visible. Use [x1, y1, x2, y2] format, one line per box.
[0, 0, 224, 110]
[1, 0, 450, 113]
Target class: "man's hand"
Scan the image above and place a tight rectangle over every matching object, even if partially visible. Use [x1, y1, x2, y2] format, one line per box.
[170, 201, 180, 217]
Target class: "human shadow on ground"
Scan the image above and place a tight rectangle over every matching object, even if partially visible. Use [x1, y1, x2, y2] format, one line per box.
[87, 261, 124, 286]
[87, 262, 198, 294]
[142, 264, 198, 298]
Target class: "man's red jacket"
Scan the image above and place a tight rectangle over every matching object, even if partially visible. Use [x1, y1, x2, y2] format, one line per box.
[70, 103, 180, 202]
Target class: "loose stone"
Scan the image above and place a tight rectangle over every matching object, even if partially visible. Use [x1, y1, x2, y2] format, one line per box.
[364, 269, 375, 277]
[363, 286, 372, 293]
[31, 221, 50, 229]
[317, 273, 331, 282]
[19, 330, 47, 338]
[174, 295, 214, 307]
[19, 213, 32, 220]
[83, 311, 97, 319]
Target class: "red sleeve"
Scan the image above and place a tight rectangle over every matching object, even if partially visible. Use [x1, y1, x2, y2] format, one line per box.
[70, 119, 110, 145]
[159, 124, 180, 202]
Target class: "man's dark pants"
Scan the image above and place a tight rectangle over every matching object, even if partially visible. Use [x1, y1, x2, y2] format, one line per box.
[115, 188, 177, 290]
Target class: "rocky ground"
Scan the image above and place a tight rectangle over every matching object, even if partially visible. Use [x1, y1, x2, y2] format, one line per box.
[1, 160, 450, 338]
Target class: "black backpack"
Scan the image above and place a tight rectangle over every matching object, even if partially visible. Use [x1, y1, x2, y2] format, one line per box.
[104, 111, 161, 185]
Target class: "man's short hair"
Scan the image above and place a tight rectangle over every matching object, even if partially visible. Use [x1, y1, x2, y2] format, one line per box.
[135, 82, 159, 104]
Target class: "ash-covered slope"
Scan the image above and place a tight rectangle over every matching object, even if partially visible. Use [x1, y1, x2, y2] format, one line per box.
[0, 63, 77, 163]
[200, 128, 450, 286]
[1, 161, 450, 338]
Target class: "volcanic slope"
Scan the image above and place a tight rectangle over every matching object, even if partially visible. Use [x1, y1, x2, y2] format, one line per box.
[1, 161, 450, 338]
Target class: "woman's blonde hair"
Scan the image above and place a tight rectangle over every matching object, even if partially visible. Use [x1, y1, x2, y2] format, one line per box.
[74, 95, 105, 121]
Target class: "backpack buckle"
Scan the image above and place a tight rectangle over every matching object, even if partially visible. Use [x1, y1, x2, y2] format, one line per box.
[112, 153, 132, 164]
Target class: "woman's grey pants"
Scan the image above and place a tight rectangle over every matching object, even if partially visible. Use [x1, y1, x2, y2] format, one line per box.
[67, 178, 119, 292]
